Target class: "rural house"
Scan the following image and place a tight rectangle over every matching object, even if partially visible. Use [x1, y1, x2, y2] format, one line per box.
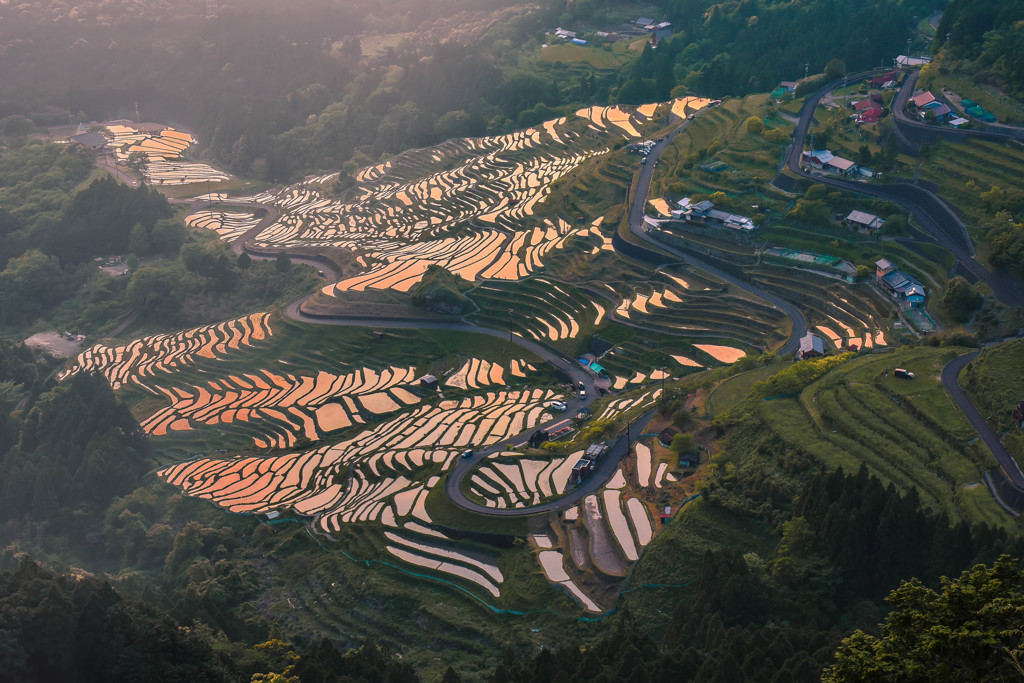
[857, 107, 884, 124]
[802, 150, 858, 176]
[846, 210, 885, 232]
[1014, 401, 1024, 429]
[673, 198, 758, 233]
[924, 103, 954, 122]
[798, 332, 826, 360]
[868, 71, 898, 88]
[911, 91, 937, 108]
[70, 131, 109, 151]
[875, 258, 927, 307]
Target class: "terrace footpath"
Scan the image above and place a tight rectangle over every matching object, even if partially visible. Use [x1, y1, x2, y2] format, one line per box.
[621, 110, 809, 356]
[942, 352, 1024, 491]
[783, 71, 1024, 311]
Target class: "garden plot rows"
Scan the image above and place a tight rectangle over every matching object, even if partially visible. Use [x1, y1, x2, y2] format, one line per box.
[783, 359, 986, 525]
[159, 387, 562, 597]
[750, 269, 891, 348]
[467, 277, 599, 343]
[186, 210, 262, 242]
[59, 313, 272, 391]
[105, 124, 228, 185]
[140, 365, 421, 449]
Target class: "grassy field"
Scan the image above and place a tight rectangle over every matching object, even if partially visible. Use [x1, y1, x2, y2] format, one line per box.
[757, 347, 1014, 530]
[651, 94, 795, 216]
[960, 338, 1024, 466]
[532, 42, 636, 70]
[705, 361, 791, 418]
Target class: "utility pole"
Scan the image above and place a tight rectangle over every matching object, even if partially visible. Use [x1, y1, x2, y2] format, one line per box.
[507, 308, 513, 345]
[843, 75, 848, 110]
[134, 101, 140, 125]
[805, 63, 810, 79]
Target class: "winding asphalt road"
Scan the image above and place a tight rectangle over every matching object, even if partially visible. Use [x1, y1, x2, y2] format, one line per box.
[281, 293, 655, 516]
[942, 352, 1024, 490]
[782, 71, 1024, 310]
[620, 109, 809, 355]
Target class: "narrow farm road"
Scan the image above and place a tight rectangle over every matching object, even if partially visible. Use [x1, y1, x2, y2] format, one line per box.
[783, 70, 1024, 310]
[621, 108, 809, 356]
[941, 352, 1024, 490]
[281, 295, 657, 516]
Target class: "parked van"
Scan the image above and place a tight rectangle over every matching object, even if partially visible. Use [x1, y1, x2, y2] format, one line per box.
[893, 368, 915, 379]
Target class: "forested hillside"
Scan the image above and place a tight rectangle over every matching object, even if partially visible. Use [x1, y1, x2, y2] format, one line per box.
[1, 0, 943, 182]
[936, 0, 1024, 95]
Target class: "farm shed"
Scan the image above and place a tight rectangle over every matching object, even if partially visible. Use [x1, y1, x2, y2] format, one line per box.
[846, 210, 885, 232]
[798, 333, 826, 360]
[911, 91, 936, 108]
[70, 131, 108, 150]
[418, 374, 438, 390]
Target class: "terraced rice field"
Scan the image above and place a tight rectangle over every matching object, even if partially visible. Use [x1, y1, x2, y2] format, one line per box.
[595, 389, 660, 421]
[217, 119, 606, 257]
[59, 313, 272, 390]
[443, 357, 536, 390]
[467, 278, 600, 344]
[186, 210, 262, 242]
[468, 450, 585, 509]
[105, 124, 229, 185]
[159, 386, 558, 521]
[140, 365, 422, 449]
[606, 267, 786, 346]
[749, 267, 892, 349]
[669, 96, 713, 120]
[524, 437, 673, 611]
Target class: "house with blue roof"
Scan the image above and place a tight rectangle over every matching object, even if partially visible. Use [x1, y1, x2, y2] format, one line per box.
[876, 259, 927, 308]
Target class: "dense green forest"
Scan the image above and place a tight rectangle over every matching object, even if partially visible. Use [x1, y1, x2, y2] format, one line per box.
[0, 141, 317, 334]
[0, 558, 422, 683]
[936, 0, 1024, 95]
[1, 0, 943, 182]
